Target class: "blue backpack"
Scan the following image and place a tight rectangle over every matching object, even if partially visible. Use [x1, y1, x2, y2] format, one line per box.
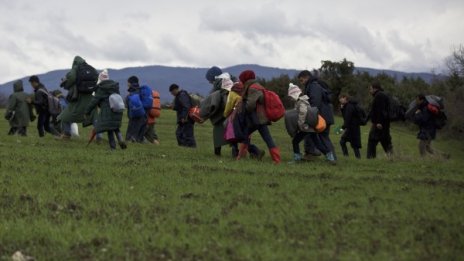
[127, 93, 145, 118]
[139, 85, 154, 110]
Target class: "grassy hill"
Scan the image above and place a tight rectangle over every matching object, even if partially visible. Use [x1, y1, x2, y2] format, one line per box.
[0, 110, 463, 260]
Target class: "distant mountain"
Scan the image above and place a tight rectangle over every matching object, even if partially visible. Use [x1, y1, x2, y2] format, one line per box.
[0, 64, 441, 103]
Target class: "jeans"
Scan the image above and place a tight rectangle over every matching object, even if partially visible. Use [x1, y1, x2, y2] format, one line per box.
[293, 132, 329, 155]
[243, 125, 276, 149]
[37, 111, 60, 137]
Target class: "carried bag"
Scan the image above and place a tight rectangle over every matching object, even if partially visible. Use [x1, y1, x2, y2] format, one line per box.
[262, 89, 285, 122]
[38, 89, 62, 116]
[149, 91, 161, 118]
[76, 62, 98, 94]
[314, 114, 327, 133]
[188, 106, 204, 123]
[127, 93, 145, 118]
[139, 85, 154, 110]
[109, 93, 125, 113]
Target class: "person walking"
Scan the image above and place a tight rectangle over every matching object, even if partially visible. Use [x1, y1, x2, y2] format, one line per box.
[125, 76, 147, 143]
[85, 70, 126, 150]
[237, 70, 280, 164]
[29, 75, 61, 137]
[339, 94, 362, 159]
[170, 83, 196, 148]
[298, 70, 336, 162]
[5, 80, 31, 136]
[366, 82, 393, 159]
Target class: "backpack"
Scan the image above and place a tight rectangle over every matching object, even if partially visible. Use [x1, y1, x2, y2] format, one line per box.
[139, 85, 154, 110]
[433, 111, 447, 129]
[387, 94, 405, 121]
[109, 93, 125, 113]
[76, 62, 98, 94]
[354, 104, 368, 125]
[189, 93, 203, 107]
[425, 95, 446, 129]
[38, 89, 62, 116]
[149, 91, 161, 118]
[127, 93, 145, 118]
[262, 89, 285, 122]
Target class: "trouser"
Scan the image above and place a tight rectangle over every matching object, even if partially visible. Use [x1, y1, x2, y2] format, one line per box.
[126, 117, 147, 143]
[106, 129, 124, 149]
[318, 125, 335, 156]
[144, 123, 159, 143]
[37, 111, 60, 137]
[243, 125, 276, 149]
[340, 133, 361, 159]
[176, 122, 196, 148]
[419, 139, 434, 156]
[304, 134, 322, 155]
[293, 132, 329, 155]
[367, 126, 393, 159]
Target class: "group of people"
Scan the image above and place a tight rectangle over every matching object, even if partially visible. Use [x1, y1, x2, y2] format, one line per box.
[4, 57, 445, 161]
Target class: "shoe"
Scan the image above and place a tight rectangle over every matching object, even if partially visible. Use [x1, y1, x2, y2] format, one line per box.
[288, 153, 302, 164]
[119, 141, 127, 150]
[250, 149, 265, 161]
[153, 139, 160, 145]
[303, 153, 316, 161]
[325, 152, 337, 165]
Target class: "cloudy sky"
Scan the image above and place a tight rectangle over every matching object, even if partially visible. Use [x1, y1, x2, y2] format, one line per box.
[1, 0, 463, 83]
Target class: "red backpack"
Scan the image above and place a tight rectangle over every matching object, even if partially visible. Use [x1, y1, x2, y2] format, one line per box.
[262, 89, 285, 122]
[248, 83, 285, 122]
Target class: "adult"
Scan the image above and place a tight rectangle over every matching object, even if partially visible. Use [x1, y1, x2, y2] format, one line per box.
[413, 94, 445, 157]
[170, 83, 196, 148]
[366, 82, 393, 159]
[5, 80, 31, 136]
[298, 70, 336, 162]
[29, 75, 61, 137]
[58, 56, 97, 138]
[339, 94, 362, 159]
[85, 70, 126, 150]
[144, 89, 161, 145]
[238, 70, 280, 164]
[125, 76, 147, 143]
[203, 66, 236, 156]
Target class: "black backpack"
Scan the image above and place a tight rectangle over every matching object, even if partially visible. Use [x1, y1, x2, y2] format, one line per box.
[76, 62, 98, 94]
[354, 104, 368, 125]
[387, 94, 405, 122]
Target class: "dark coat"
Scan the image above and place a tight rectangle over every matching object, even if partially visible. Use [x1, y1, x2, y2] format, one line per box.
[33, 83, 49, 113]
[58, 56, 95, 124]
[414, 101, 437, 140]
[200, 89, 228, 125]
[85, 80, 123, 133]
[341, 101, 362, 148]
[173, 90, 193, 124]
[369, 90, 390, 127]
[6, 80, 31, 128]
[304, 78, 334, 125]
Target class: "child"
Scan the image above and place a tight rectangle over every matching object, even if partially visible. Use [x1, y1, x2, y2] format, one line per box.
[85, 70, 126, 150]
[339, 94, 362, 158]
[286, 83, 335, 163]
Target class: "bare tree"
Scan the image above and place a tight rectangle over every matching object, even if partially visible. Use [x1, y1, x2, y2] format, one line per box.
[446, 45, 464, 78]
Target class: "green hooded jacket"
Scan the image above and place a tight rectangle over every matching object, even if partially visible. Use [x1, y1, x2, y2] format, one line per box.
[85, 80, 123, 133]
[58, 56, 95, 124]
[6, 80, 31, 128]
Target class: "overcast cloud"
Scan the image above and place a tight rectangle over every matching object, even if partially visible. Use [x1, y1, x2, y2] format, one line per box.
[0, 0, 463, 83]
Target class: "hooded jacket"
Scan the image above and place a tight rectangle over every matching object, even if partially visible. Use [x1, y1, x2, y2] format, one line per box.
[85, 80, 123, 133]
[304, 78, 334, 125]
[58, 56, 96, 124]
[6, 80, 31, 128]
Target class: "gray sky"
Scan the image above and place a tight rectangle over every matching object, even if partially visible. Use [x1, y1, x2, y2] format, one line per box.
[1, 0, 463, 83]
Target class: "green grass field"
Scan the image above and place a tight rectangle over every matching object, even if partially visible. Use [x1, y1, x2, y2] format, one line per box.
[1, 109, 463, 260]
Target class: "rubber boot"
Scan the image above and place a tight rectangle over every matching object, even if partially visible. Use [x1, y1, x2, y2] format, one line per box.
[269, 147, 281, 164]
[236, 144, 248, 160]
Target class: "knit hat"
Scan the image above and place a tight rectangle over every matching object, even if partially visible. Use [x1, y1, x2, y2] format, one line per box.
[239, 70, 256, 84]
[216, 72, 233, 91]
[288, 83, 302, 100]
[97, 69, 109, 85]
[231, 82, 244, 94]
[205, 66, 222, 82]
[128, 76, 139, 88]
